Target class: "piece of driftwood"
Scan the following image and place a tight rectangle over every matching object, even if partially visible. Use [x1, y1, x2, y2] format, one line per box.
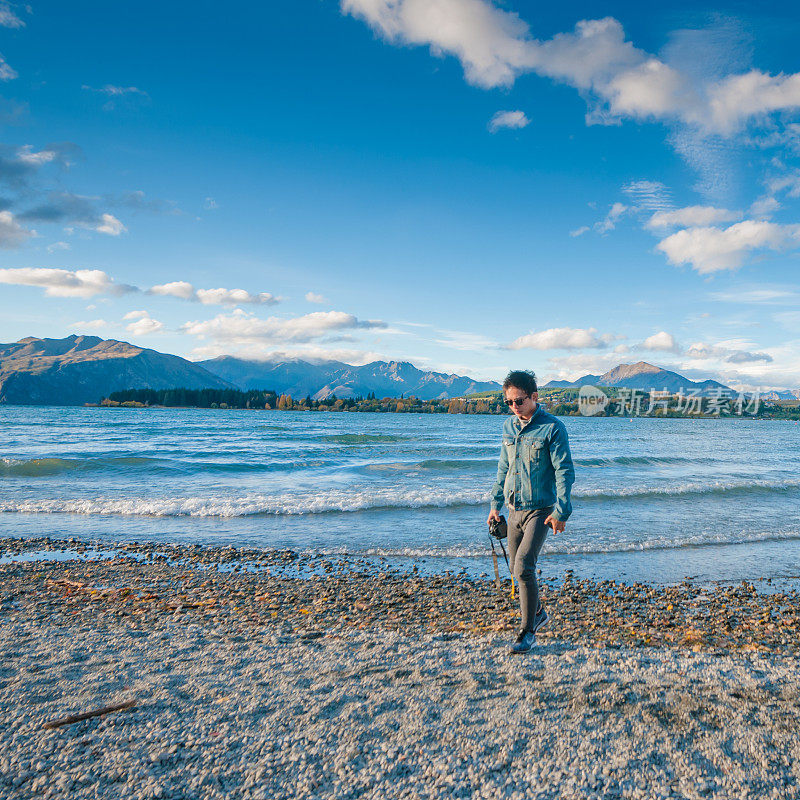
[42, 699, 136, 729]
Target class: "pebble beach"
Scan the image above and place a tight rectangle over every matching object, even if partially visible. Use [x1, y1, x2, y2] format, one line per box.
[2, 536, 800, 800]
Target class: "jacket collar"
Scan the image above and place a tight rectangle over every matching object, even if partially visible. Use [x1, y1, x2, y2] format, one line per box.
[514, 403, 542, 433]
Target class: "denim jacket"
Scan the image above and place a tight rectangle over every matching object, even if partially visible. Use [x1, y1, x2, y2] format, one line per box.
[490, 404, 575, 521]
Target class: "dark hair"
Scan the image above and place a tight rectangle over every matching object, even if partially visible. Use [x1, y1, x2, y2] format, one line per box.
[502, 370, 537, 395]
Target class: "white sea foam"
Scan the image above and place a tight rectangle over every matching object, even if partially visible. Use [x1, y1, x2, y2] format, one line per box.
[576, 476, 800, 501]
[0, 487, 491, 517]
[2, 474, 798, 517]
[331, 527, 800, 557]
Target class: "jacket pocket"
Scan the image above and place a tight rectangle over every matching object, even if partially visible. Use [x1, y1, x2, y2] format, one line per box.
[526, 440, 543, 460]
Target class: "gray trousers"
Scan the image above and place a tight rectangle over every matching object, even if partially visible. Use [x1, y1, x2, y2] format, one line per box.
[507, 507, 552, 632]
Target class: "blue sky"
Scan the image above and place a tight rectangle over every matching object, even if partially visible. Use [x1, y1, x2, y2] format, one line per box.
[1, 0, 800, 389]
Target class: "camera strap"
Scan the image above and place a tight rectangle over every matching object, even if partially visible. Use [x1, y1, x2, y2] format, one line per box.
[488, 533, 514, 599]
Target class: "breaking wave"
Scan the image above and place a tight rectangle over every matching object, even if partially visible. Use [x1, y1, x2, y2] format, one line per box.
[0, 487, 489, 517]
[2, 475, 799, 517]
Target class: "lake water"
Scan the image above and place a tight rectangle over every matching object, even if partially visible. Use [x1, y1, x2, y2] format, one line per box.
[1, 406, 799, 584]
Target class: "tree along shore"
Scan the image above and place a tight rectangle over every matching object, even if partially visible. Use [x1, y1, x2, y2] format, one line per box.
[99, 387, 799, 419]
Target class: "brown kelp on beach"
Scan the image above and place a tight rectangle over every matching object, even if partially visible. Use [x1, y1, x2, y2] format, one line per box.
[2, 537, 798, 654]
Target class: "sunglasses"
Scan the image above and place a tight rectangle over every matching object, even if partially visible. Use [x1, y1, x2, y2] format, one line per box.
[505, 396, 529, 407]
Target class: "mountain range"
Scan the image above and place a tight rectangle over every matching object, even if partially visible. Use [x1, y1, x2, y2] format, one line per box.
[542, 361, 735, 397]
[0, 335, 500, 405]
[0, 335, 232, 405]
[0, 335, 796, 405]
[197, 356, 501, 401]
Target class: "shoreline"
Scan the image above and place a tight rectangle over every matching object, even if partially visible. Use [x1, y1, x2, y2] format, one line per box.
[5, 404, 799, 421]
[4, 528, 800, 593]
[2, 536, 800, 799]
[3, 535, 799, 652]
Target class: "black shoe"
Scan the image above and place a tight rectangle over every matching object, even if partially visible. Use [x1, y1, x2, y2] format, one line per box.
[532, 606, 549, 635]
[510, 629, 535, 654]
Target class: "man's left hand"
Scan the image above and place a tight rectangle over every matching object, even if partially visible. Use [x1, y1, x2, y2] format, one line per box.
[544, 515, 565, 534]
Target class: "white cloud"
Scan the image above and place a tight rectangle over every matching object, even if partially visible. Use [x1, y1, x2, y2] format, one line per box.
[342, 3, 667, 98]
[341, 0, 538, 89]
[748, 196, 780, 218]
[605, 58, 690, 120]
[0, 54, 17, 81]
[15, 145, 58, 166]
[305, 291, 328, 304]
[488, 110, 529, 132]
[595, 202, 628, 234]
[529, 17, 644, 96]
[0, 211, 34, 247]
[713, 339, 800, 390]
[707, 70, 800, 135]
[725, 350, 772, 364]
[94, 213, 127, 236]
[622, 180, 672, 212]
[190, 343, 384, 364]
[684, 340, 772, 364]
[647, 206, 741, 229]
[71, 319, 110, 332]
[81, 84, 150, 113]
[0, 3, 25, 28]
[641, 331, 681, 352]
[148, 282, 280, 305]
[507, 326, 615, 350]
[123, 309, 150, 321]
[46, 241, 71, 253]
[181, 309, 387, 345]
[150, 281, 196, 300]
[656, 220, 800, 273]
[710, 285, 800, 305]
[0, 267, 133, 298]
[542, 352, 631, 382]
[668, 129, 739, 202]
[196, 288, 279, 306]
[126, 312, 163, 336]
[545, 337, 796, 392]
[341, 3, 800, 140]
[82, 84, 148, 97]
[569, 226, 589, 238]
[434, 328, 497, 351]
[203, 197, 218, 210]
[768, 171, 800, 198]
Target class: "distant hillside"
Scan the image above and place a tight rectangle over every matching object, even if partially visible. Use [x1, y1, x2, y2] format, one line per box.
[0, 335, 232, 405]
[5, 339, 791, 407]
[762, 389, 800, 401]
[543, 361, 734, 396]
[198, 356, 501, 400]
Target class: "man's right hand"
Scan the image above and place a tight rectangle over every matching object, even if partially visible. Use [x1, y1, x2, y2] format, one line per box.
[487, 509, 502, 526]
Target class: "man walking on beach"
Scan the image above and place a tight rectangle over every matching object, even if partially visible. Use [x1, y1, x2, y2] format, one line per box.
[487, 370, 575, 653]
